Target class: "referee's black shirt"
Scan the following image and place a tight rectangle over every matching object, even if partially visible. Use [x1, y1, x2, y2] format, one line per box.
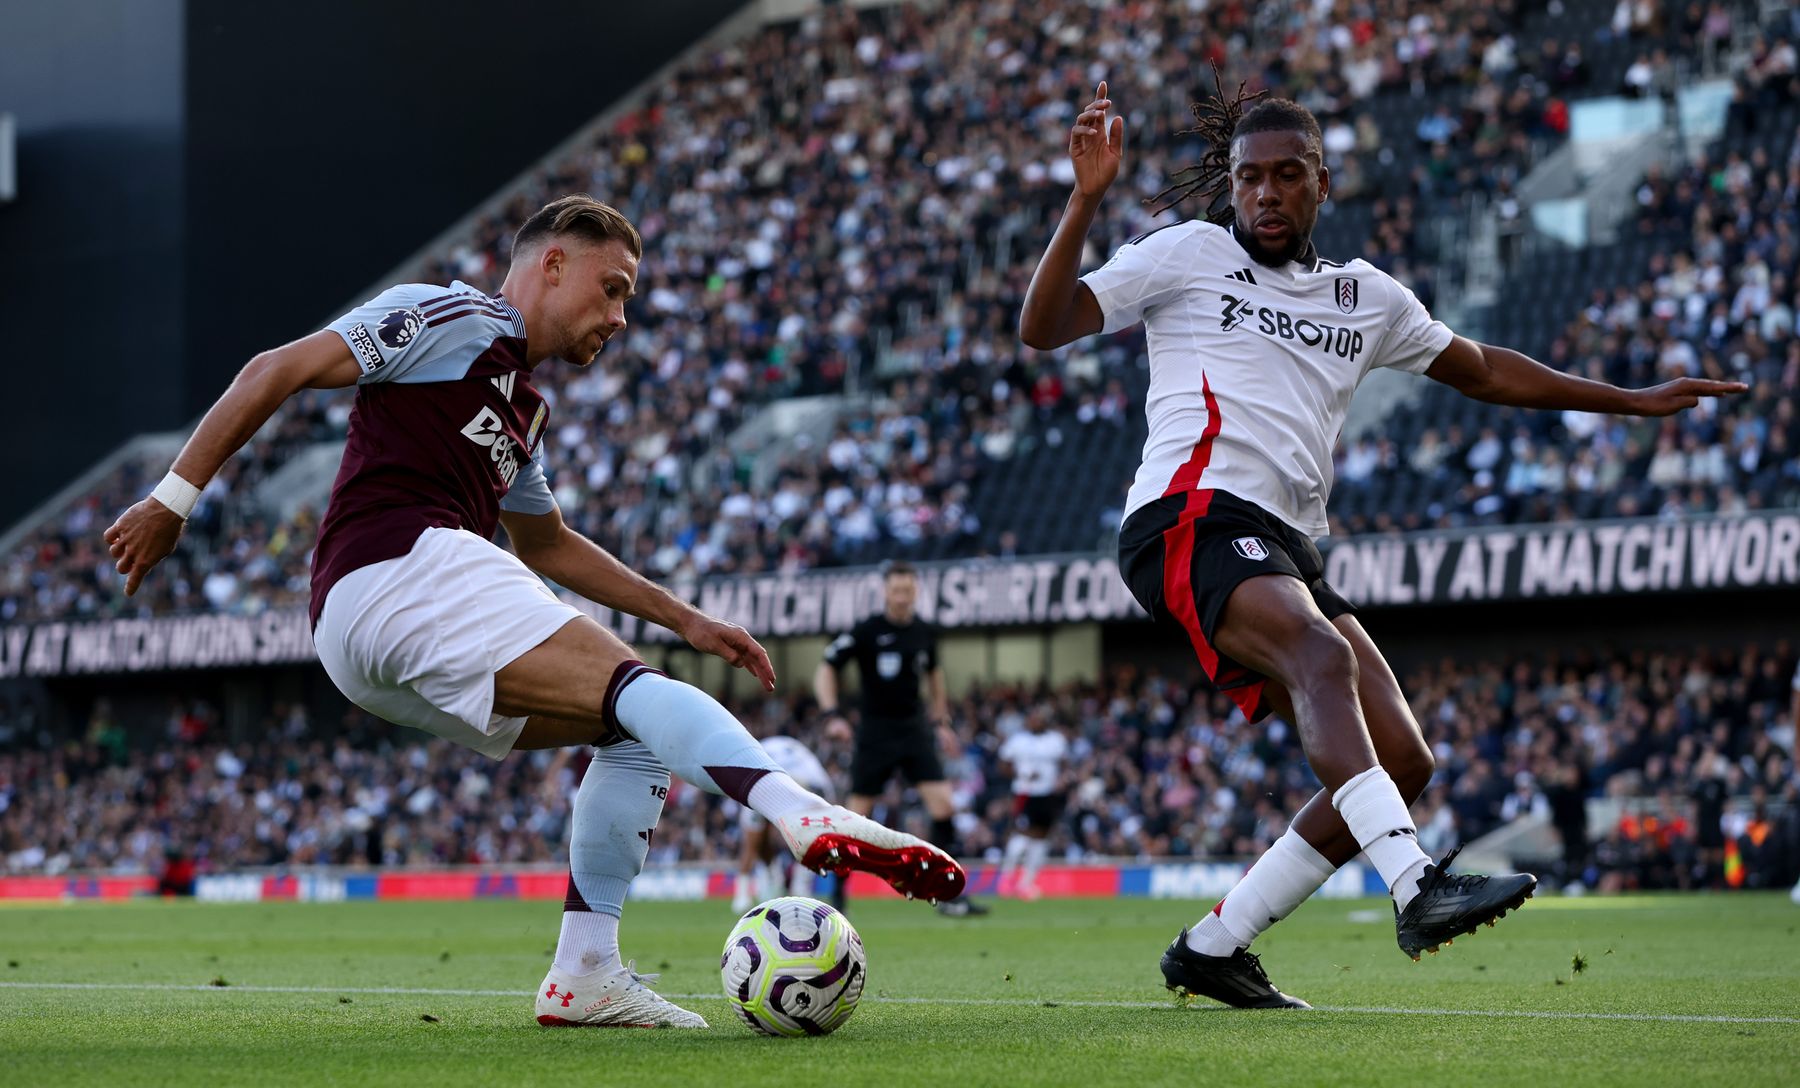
[823, 614, 938, 719]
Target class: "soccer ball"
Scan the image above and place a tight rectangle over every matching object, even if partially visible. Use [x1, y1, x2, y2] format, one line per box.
[720, 896, 866, 1036]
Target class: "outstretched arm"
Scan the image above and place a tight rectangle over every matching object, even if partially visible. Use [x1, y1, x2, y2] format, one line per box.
[499, 506, 776, 691]
[1018, 81, 1122, 351]
[1425, 334, 1746, 415]
[104, 331, 362, 596]
[814, 660, 852, 741]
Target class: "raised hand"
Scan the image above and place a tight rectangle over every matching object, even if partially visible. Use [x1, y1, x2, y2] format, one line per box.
[1625, 377, 1749, 416]
[103, 498, 186, 597]
[681, 614, 777, 691]
[1070, 80, 1125, 200]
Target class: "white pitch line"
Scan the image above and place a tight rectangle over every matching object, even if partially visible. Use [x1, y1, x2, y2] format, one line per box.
[1309, 1004, 1800, 1026]
[0, 981, 522, 998]
[0, 981, 1794, 1026]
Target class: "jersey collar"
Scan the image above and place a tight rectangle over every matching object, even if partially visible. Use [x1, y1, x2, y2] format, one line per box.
[492, 292, 528, 339]
[447, 278, 528, 339]
[1229, 223, 1322, 274]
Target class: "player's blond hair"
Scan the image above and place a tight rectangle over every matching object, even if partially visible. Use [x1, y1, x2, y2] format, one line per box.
[513, 194, 643, 259]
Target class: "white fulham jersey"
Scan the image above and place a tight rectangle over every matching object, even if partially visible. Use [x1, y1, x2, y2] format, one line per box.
[759, 735, 833, 794]
[998, 729, 1069, 797]
[1081, 220, 1453, 536]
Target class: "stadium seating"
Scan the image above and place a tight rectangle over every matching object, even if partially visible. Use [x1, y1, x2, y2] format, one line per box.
[3, 0, 1655, 620]
[1, 1, 1794, 900]
[4, 642, 1794, 892]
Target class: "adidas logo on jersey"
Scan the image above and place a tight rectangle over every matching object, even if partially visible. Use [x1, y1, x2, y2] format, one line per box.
[1226, 268, 1259, 285]
[461, 406, 523, 487]
[491, 372, 517, 400]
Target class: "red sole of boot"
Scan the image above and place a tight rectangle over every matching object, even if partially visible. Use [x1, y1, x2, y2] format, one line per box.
[802, 835, 967, 902]
[536, 1015, 655, 1028]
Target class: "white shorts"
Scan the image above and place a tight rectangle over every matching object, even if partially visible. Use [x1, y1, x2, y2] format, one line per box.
[315, 526, 583, 759]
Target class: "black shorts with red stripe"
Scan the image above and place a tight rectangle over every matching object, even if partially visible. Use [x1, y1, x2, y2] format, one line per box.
[1012, 792, 1064, 831]
[1118, 489, 1355, 722]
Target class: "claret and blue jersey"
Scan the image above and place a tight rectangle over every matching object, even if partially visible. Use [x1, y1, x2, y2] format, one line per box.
[311, 281, 558, 624]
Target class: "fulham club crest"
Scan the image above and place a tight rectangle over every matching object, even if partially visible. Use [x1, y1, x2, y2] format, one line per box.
[1232, 537, 1269, 561]
[1335, 276, 1359, 314]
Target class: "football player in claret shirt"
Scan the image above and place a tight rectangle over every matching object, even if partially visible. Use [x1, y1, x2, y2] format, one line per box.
[105, 195, 966, 1029]
[1020, 76, 1743, 1008]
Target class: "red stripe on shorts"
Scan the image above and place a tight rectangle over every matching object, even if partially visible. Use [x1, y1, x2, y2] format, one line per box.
[1162, 488, 1221, 676]
[1160, 498, 1269, 721]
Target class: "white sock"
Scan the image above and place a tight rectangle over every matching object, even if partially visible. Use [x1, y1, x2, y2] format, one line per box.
[558, 741, 662, 977]
[553, 910, 620, 975]
[1333, 767, 1431, 910]
[1023, 837, 1050, 887]
[745, 771, 828, 822]
[1002, 833, 1029, 876]
[1186, 829, 1337, 956]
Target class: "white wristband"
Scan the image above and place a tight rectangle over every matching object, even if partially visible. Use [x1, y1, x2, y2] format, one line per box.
[150, 471, 202, 520]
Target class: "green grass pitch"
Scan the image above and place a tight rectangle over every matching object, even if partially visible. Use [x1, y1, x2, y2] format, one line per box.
[4, 892, 1796, 1087]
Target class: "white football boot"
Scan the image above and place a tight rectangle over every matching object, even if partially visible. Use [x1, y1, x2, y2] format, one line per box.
[535, 960, 708, 1028]
[774, 804, 967, 904]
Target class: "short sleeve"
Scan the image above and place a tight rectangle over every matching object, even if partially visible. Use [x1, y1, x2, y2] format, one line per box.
[1079, 223, 1196, 335]
[823, 626, 860, 667]
[1374, 273, 1454, 374]
[498, 451, 556, 516]
[325, 283, 502, 385]
[998, 734, 1020, 762]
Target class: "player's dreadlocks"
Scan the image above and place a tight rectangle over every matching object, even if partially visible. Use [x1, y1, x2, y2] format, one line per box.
[1147, 67, 1323, 222]
[1146, 66, 1266, 220]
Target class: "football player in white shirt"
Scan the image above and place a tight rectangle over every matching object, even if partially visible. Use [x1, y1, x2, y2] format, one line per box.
[733, 734, 837, 914]
[1020, 78, 1745, 1008]
[997, 708, 1071, 900]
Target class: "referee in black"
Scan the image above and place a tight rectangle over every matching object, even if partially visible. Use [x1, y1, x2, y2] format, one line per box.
[815, 561, 988, 917]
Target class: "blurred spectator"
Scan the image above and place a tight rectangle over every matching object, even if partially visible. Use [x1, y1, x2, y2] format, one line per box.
[6, 0, 1601, 621]
[3, 643, 1794, 895]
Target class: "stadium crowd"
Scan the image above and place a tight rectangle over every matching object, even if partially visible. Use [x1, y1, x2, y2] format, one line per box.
[4, 643, 1794, 893]
[1328, 127, 1800, 533]
[1, 0, 1626, 623]
[1323, 12, 1799, 534]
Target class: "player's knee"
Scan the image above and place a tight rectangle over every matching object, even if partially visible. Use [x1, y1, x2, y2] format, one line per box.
[1287, 622, 1358, 696]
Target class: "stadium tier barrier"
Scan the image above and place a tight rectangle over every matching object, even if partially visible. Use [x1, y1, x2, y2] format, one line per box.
[1, 509, 1795, 677]
[0, 861, 1386, 904]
